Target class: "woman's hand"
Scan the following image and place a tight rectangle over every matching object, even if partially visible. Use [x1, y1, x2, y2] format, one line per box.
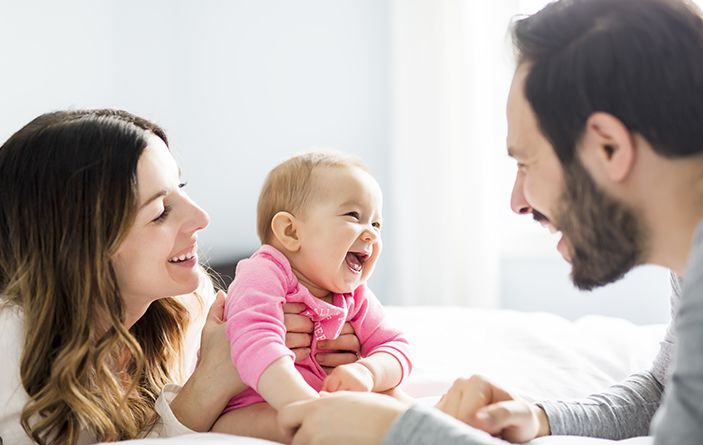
[171, 290, 245, 431]
[435, 374, 550, 443]
[279, 391, 410, 445]
[283, 303, 361, 372]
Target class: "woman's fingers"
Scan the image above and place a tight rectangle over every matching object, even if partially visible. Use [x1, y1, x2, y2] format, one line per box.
[317, 333, 360, 352]
[317, 352, 358, 368]
[284, 312, 314, 333]
[286, 332, 312, 349]
[282, 302, 307, 314]
[207, 290, 226, 322]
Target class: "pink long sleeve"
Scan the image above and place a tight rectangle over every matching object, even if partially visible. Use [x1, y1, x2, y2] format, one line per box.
[224, 249, 295, 391]
[349, 285, 413, 384]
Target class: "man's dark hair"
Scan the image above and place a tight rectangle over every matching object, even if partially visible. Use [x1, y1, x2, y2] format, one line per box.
[513, 0, 703, 166]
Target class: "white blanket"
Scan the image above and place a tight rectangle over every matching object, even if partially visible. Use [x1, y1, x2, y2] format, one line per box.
[116, 306, 665, 444]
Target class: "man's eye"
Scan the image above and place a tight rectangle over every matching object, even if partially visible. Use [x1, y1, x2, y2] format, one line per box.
[345, 211, 360, 220]
[153, 205, 172, 223]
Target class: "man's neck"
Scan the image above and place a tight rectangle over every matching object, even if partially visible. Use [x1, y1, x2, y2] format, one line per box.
[641, 158, 703, 276]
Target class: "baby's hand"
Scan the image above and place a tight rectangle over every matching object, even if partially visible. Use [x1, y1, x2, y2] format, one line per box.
[321, 362, 374, 392]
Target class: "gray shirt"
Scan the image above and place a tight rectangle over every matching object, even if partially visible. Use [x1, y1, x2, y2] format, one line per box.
[383, 227, 703, 445]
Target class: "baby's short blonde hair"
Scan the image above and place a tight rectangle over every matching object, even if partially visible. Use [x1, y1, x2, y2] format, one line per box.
[257, 151, 367, 243]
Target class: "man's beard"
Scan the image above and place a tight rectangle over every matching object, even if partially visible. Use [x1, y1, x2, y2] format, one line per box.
[555, 160, 647, 291]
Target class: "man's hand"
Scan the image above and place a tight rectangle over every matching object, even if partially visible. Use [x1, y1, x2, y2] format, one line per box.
[279, 391, 410, 445]
[321, 362, 374, 392]
[435, 374, 550, 443]
[283, 303, 361, 371]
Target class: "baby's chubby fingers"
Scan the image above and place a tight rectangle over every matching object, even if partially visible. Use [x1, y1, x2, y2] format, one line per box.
[321, 374, 342, 392]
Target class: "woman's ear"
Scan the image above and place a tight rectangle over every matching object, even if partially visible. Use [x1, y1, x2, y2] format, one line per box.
[270, 211, 301, 252]
[580, 112, 636, 183]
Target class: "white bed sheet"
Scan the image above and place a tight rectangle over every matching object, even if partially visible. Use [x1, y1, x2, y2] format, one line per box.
[112, 306, 665, 445]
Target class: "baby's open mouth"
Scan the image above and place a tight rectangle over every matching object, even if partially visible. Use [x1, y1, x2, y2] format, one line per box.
[345, 251, 368, 273]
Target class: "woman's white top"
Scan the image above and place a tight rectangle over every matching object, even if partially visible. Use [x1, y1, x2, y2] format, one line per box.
[0, 292, 210, 445]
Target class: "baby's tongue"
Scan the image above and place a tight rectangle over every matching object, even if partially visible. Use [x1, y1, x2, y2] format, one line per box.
[345, 252, 362, 272]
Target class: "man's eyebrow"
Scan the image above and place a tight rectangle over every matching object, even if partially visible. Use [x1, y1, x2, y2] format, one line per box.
[140, 190, 168, 210]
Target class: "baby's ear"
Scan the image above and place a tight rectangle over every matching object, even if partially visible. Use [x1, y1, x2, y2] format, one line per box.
[270, 211, 301, 252]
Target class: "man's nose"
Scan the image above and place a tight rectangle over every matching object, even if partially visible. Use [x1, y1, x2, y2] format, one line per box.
[510, 173, 532, 215]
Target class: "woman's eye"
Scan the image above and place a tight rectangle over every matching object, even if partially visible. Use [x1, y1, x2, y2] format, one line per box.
[345, 211, 360, 220]
[178, 180, 188, 189]
[153, 205, 172, 223]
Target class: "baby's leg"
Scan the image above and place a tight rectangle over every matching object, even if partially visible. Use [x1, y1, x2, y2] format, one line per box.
[211, 403, 289, 444]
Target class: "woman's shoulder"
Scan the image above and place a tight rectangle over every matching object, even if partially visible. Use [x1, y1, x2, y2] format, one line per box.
[0, 302, 25, 368]
[0, 301, 30, 445]
[0, 302, 24, 337]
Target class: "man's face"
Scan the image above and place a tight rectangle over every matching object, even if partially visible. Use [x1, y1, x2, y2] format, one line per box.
[506, 64, 645, 290]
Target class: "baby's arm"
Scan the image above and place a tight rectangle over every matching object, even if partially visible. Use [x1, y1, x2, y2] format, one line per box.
[258, 356, 318, 409]
[211, 357, 317, 442]
[225, 251, 319, 408]
[322, 351, 402, 392]
[322, 285, 412, 393]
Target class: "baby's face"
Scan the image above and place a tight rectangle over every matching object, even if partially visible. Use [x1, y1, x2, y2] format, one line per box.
[293, 165, 383, 296]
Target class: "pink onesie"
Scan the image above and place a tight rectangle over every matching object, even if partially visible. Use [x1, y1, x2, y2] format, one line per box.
[223, 244, 412, 411]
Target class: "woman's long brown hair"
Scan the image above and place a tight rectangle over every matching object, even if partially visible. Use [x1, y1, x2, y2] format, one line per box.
[0, 110, 191, 444]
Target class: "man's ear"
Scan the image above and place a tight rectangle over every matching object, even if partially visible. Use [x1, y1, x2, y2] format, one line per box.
[270, 211, 301, 252]
[580, 112, 635, 183]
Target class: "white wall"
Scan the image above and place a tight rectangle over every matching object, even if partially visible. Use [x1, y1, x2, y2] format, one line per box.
[0, 0, 673, 323]
[0, 0, 394, 297]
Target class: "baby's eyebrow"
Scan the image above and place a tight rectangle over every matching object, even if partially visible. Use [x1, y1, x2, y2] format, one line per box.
[338, 199, 362, 208]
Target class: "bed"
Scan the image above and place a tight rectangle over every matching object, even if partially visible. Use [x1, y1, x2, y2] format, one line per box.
[113, 306, 665, 444]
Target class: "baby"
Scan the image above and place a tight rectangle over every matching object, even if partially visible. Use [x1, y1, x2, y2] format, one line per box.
[211, 151, 412, 442]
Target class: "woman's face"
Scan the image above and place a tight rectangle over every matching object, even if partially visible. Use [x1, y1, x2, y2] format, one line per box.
[112, 134, 209, 324]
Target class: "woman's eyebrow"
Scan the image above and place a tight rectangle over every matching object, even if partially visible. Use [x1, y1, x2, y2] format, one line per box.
[139, 190, 168, 209]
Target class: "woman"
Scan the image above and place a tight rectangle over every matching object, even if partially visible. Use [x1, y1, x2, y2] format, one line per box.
[0, 109, 359, 445]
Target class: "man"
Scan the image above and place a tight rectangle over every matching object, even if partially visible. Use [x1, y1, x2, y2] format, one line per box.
[277, 0, 703, 444]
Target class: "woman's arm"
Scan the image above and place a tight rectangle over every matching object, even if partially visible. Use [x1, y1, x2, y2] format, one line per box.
[169, 291, 246, 432]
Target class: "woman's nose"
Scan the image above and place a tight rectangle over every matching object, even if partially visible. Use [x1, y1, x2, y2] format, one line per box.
[184, 199, 210, 233]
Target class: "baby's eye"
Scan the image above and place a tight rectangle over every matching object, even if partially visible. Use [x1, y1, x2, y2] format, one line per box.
[372, 221, 382, 230]
[345, 211, 360, 220]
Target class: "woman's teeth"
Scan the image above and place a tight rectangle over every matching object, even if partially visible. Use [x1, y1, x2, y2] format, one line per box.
[169, 251, 195, 263]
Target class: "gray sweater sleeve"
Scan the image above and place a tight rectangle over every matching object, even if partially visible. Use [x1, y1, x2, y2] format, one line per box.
[536, 273, 680, 440]
[650, 225, 703, 445]
[382, 404, 509, 445]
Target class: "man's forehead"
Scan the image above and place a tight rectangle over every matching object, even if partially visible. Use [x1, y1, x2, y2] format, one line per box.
[506, 64, 541, 159]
